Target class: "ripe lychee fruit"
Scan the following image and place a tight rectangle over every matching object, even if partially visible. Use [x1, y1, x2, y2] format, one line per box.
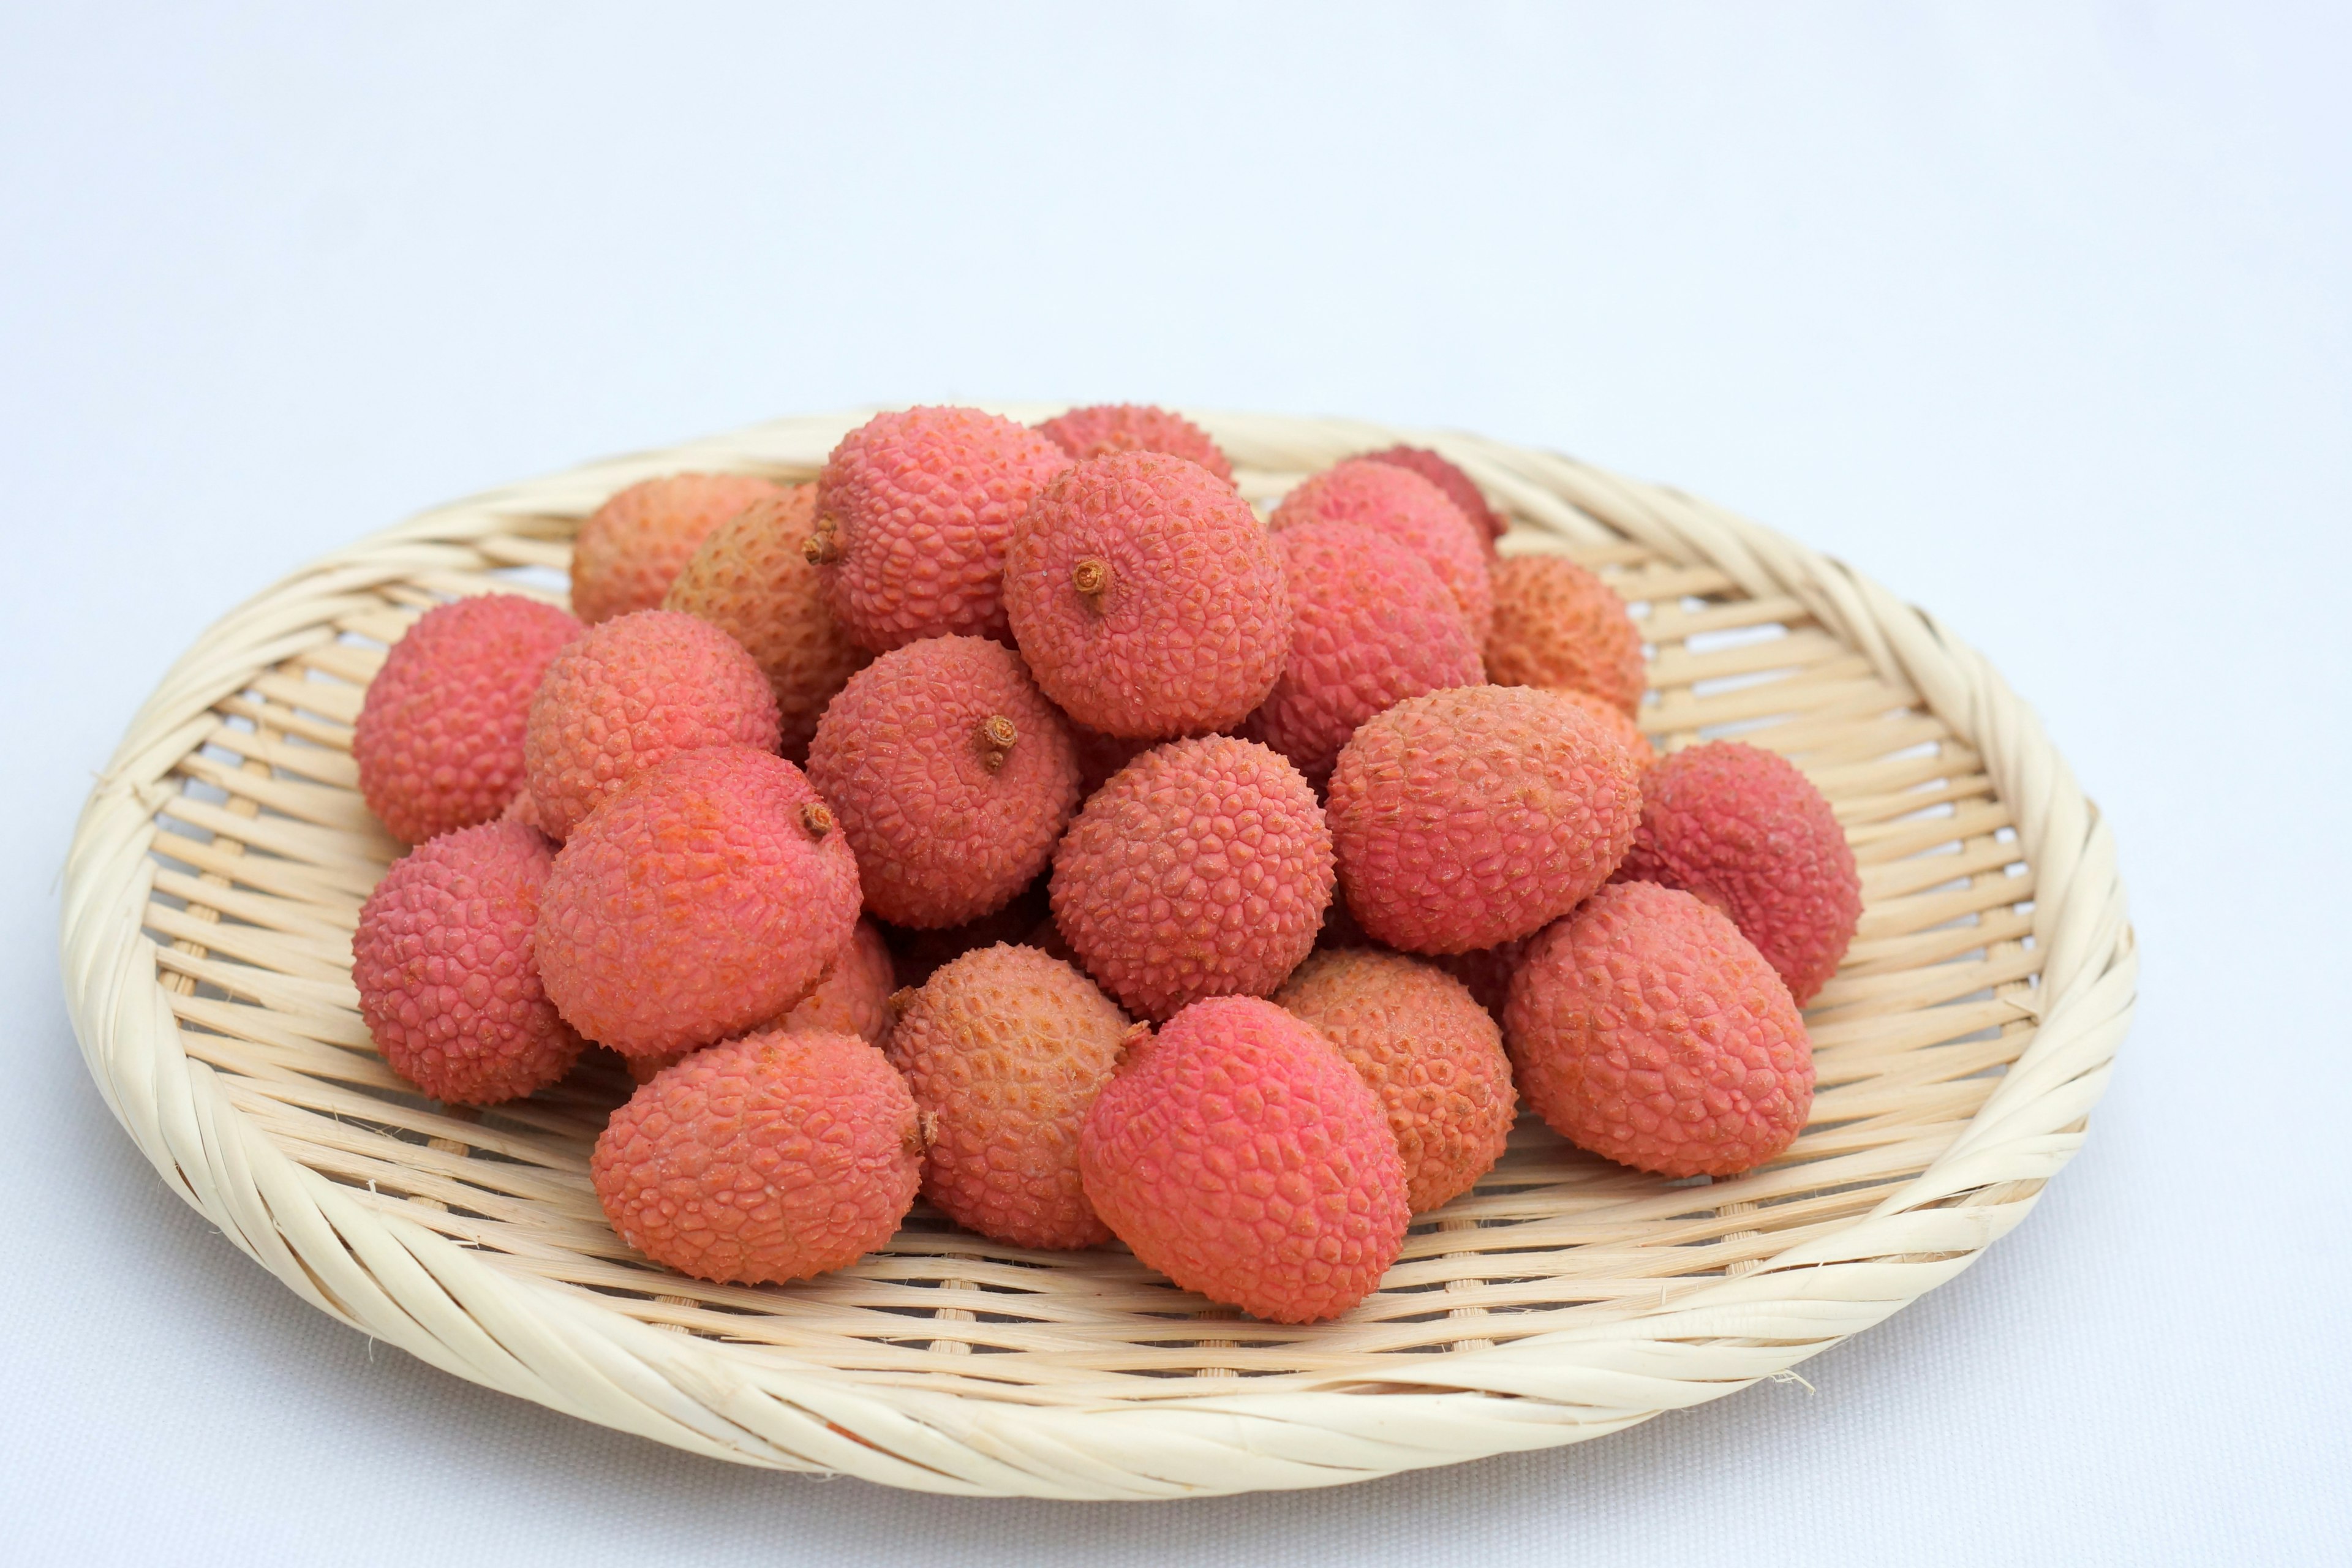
[1613, 741, 1861, 1004]
[352, 820, 583, 1104]
[662, 484, 870, 762]
[522, 609, 781, 840]
[1035, 403, 1234, 484]
[620, 915, 899, 1086]
[1270, 459, 1493, 643]
[1430, 937, 1531, 1019]
[570, 472, 788, 625]
[1483, 554, 1647, 716]
[805, 636, 1080, 929]
[1079, 995, 1408, 1323]
[804, 406, 1069, 652]
[1274, 949, 1515, 1213]
[1553, 685, 1653, 764]
[880, 874, 1052, 989]
[1361, 444, 1506, 552]
[1505, 880, 1812, 1178]
[1327, 685, 1641, 954]
[1004, 452, 1290, 739]
[535, 746, 860, 1059]
[353, 594, 583, 844]
[884, 943, 1131, 1249]
[1242, 521, 1484, 789]
[1050, 736, 1333, 1020]
[592, 1028, 921, 1284]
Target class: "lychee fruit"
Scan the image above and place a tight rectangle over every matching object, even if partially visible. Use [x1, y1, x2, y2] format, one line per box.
[1003, 452, 1290, 739]
[1274, 949, 1516, 1213]
[1079, 995, 1408, 1323]
[1613, 741, 1861, 1004]
[1361, 444, 1506, 552]
[592, 1028, 921, 1284]
[1504, 880, 1812, 1178]
[1069, 725, 1152, 796]
[1552, 685, 1653, 764]
[1035, 403, 1234, 484]
[1327, 685, 1641, 953]
[353, 594, 583, 844]
[884, 943, 1131, 1249]
[662, 484, 871, 762]
[1430, 937, 1531, 1020]
[1270, 459, 1493, 644]
[535, 746, 860, 1059]
[805, 636, 1080, 929]
[783, 916, 897, 1046]
[1242, 521, 1485, 789]
[804, 406, 1069, 652]
[1050, 736, 1333, 1020]
[570, 472, 788, 625]
[1483, 554, 1647, 716]
[352, 820, 582, 1104]
[522, 609, 781, 840]
[880, 875, 1052, 989]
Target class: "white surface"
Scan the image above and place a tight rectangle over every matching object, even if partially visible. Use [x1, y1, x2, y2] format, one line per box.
[3, 4, 2345, 1561]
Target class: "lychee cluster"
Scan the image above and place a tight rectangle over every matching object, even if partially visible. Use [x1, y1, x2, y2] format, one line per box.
[345, 402, 1860, 1326]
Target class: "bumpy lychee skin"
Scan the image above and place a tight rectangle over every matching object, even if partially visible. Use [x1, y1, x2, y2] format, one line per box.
[1035, 403, 1234, 484]
[1243, 522, 1485, 788]
[592, 1028, 921, 1284]
[1505, 881, 1812, 1178]
[1431, 937, 1531, 1019]
[885, 944, 1131, 1249]
[1274, 949, 1515, 1213]
[536, 747, 861, 1058]
[881, 875, 1052, 988]
[622, 916, 897, 1085]
[1328, 685, 1641, 954]
[1361, 445, 1506, 552]
[1050, 737, 1333, 1020]
[806, 407, 1069, 652]
[663, 485, 870, 762]
[805, 636, 1080, 929]
[1005, 453, 1291, 739]
[571, 472, 788, 625]
[523, 609, 781, 840]
[1270, 459, 1493, 644]
[1079, 996, 1408, 1323]
[1484, 554, 1648, 716]
[353, 594, 583, 844]
[353, 821, 583, 1104]
[1614, 741, 1861, 1005]
[1553, 685, 1654, 764]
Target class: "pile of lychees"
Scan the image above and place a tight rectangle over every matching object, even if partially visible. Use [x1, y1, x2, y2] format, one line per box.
[350, 405, 1862, 1325]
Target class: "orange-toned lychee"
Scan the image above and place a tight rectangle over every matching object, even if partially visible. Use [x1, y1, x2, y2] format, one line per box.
[1483, 554, 1646, 716]
[571, 472, 788, 624]
[1036, 403, 1233, 484]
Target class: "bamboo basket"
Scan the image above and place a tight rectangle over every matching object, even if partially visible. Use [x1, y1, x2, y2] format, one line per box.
[59, 407, 2134, 1500]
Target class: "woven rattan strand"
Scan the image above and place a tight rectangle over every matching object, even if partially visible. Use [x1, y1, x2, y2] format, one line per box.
[59, 407, 2133, 1499]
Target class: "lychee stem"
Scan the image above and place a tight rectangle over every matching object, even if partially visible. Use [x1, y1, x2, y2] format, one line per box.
[979, 714, 1019, 773]
[1072, 557, 1110, 603]
[802, 525, 842, 567]
[800, 801, 835, 837]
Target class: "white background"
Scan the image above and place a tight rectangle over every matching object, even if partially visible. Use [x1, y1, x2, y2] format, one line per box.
[4, 5, 2346, 1562]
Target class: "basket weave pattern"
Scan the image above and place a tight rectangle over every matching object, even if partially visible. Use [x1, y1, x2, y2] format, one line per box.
[60, 409, 2134, 1499]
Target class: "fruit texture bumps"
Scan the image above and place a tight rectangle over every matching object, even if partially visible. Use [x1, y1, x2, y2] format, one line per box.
[1505, 880, 1812, 1178]
[1079, 996, 1409, 1323]
[1327, 685, 1642, 954]
[885, 943, 1132, 1249]
[592, 1028, 921, 1284]
[1361, 445, 1506, 552]
[1270, 458, 1494, 644]
[1035, 403, 1234, 484]
[805, 636, 1080, 929]
[352, 820, 582, 1104]
[663, 484, 870, 762]
[1275, 949, 1516, 1213]
[353, 594, 582, 845]
[1050, 736, 1333, 1020]
[522, 609, 781, 840]
[1243, 521, 1485, 789]
[570, 472, 788, 625]
[1483, 554, 1648, 717]
[805, 406, 1070, 652]
[535, 747, 861, 1059]
[1615, 740, 1861, 1004]
[1003, 451, 1290, 739]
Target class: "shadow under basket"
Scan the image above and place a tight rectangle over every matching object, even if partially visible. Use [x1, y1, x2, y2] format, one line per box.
[60, 407, 2135, 1500]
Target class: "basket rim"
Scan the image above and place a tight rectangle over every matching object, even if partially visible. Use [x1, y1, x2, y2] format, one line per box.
[58, 405, 2135, 1500]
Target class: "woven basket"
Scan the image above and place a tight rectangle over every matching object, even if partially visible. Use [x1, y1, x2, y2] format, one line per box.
[59, 407, 2134, 1500]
